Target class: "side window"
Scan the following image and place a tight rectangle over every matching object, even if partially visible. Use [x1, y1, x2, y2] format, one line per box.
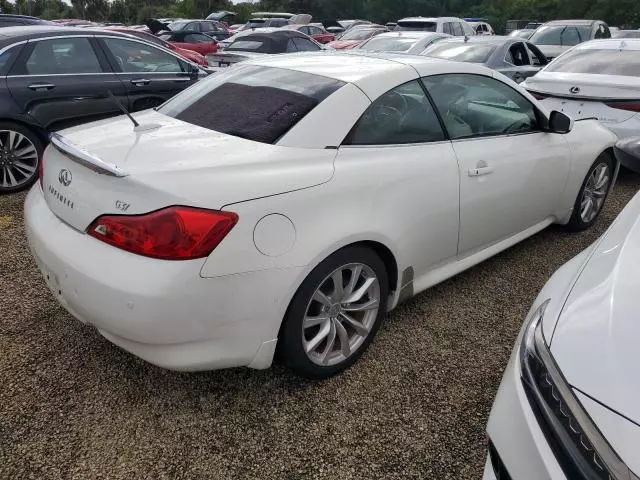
[602, 25, 611, 38]
[184, 34, 210, 43]
[200, 22, 213, 32]
[453, 22, 464, 36]
[508, 43, 530, 66]
[443, 23, 453, 35]
[286, 39, 298, 53]
[23, 38, 102, 75]
[299, 26, 310, 35]
[183, 22, 198, 32]
[309, 26, 322, 35]
[102, 38, 185, 73]
[526, 43, 547, 66]
[594, 25, 604, 39]
[292, 38, 319, 52]
[344, 80, 445, 145]
[422, 74, 540, 140]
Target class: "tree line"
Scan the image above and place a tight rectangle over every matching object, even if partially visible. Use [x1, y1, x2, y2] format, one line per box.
[3, 0, 639, 33]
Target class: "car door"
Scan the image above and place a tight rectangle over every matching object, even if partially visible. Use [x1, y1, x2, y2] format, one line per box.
[181, 33, 218, 55]
[500, 41, 539, 83]
[6, 35, 127, 131]
[422, 73, 571, 255]
[98, 36, 200, 112]
[336, 80, 460, 280]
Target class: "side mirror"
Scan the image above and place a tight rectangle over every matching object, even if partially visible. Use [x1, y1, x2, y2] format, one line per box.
[548, 110, 573, 134]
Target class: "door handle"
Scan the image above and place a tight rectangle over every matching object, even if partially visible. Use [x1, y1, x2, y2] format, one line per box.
[28, 83, 55, 91]
[130, 78, 150, 86]
[468, 166, 494, 177]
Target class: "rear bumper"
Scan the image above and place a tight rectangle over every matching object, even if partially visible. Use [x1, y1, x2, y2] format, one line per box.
[25, 186, 301, 371]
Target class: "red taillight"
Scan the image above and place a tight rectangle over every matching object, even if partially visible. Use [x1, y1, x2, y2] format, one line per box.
[38, 153, 44, 189]
[604, 101, 640, 112]
[87, 206, 238, 260]
[528, 90, 548, 100]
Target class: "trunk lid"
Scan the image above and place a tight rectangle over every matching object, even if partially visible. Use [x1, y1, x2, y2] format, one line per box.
[42, 110, 336, 231]
[207, 51, 263, 68]
[525, 72, 640, 123]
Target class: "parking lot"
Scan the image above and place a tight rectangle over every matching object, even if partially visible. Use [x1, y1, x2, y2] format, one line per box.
[1, 171, 637, 480]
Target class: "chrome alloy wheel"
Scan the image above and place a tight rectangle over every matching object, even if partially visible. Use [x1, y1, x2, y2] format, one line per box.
[0, 130, 39, 190]
[302, 263, 381, 366]
[580, 162, 611, 224]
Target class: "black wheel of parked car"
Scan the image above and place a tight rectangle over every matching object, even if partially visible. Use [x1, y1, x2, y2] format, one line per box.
[278, 246, 389, 379]
[0, 122, 44, 194]
[565, 151, 615, 231]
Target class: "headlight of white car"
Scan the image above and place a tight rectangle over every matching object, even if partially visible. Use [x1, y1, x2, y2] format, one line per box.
[520, 300, 639, 480]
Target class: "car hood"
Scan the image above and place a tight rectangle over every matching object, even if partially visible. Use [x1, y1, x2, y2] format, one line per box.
[551, 190, 640, 425]
[327, 40, 361, 49]
[534, 44, 571, 59]
[57, 109, 336, 209]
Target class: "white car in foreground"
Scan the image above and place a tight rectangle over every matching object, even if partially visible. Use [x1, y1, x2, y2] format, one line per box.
[485, 140, 640, 479]
[524, 39, 640, 170]
[26, 52, 618, 378]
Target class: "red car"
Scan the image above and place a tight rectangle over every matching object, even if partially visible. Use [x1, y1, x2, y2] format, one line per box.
[157, 31, 219, 56]
[283, 24, 335, 44]
[327, 27, 387, 49]
[104, 27, 209, 67]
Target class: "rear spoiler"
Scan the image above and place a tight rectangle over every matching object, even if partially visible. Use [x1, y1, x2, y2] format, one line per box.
[50, 133, 128, 177]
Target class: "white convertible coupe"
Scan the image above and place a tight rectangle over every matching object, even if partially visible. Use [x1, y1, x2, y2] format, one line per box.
[26, 52, 618, 378]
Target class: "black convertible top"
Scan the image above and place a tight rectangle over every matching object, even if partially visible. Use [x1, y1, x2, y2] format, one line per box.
[226, 30, 315, 54]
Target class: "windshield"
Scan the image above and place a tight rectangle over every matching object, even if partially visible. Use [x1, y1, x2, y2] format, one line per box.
[396, 21, 437, 32]
[225, 39, 271, 52]
[545, 49, 640, 77]
[341, 29, 378, 41]
[168, 21, 190, 30]
[158, 65, 345, 144]
[358, 36, 418, 51]
[529, 25, 591, 46]
[424, 43, 496, 63]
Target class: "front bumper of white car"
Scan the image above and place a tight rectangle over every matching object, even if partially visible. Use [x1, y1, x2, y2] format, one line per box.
[25, 186, 302, 371]
[485, 253, 640, 480]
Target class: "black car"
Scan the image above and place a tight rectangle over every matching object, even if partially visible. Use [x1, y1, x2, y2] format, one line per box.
[0, 14, 55, 27]
[0, 26, 207, 193]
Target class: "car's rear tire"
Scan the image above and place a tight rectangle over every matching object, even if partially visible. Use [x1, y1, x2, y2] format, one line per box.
[0, 122, 44, 194]
[565, 152, 615, 231]
[278, 246, 389, 379]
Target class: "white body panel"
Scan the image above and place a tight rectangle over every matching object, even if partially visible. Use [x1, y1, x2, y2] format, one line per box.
[25, 53, 617, 371]
[486, 191, 640, 478]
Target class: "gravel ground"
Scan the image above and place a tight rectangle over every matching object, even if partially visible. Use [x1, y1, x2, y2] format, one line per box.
[1, 172, 639, 480]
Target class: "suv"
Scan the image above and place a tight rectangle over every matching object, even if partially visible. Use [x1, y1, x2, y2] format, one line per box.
[395, 17, 475, 36]
[529, 19, 610, 60]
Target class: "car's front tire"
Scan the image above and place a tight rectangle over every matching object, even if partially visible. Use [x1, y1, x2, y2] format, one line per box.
[565, 152, 615, 231]
[278, 246, 389, 379]
[0, 122, 44, 194]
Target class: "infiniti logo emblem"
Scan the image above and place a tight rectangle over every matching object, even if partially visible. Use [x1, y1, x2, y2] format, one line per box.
[570, 86, 581, 94]
[58, 169, 72, 186]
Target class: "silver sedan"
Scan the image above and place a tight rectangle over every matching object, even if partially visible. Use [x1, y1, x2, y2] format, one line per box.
[423, 36, 548, 83]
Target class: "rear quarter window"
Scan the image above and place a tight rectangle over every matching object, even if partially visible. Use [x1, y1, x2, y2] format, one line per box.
[159, 65, 345, 144]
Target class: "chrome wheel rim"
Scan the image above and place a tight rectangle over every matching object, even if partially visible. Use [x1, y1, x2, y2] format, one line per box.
[0, 130, 38, 190]
[302, 263, 380, 367]
[580, 162, 610, 223]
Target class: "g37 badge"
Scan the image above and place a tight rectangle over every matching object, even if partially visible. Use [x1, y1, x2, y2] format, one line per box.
[115, 200, 130, 212]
